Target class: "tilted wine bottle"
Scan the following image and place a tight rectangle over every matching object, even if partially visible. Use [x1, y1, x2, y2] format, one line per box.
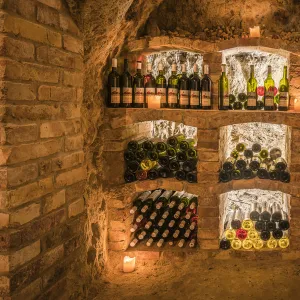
[127, 138, 148, 152]
[107, 58, 120, 108]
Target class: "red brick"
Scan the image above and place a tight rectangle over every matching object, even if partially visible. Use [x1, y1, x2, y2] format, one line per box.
[1, 123, 38, 145]
[43, 189, 65, 214]
[10, 203, 40, 225]
[4, 82, 36, 101]
[198, 151, 219, 162]
[7, 163, 38, 187]
[197, 172, 218, 183]
[197, 161, 220, 172]
[197, 141, 219, 151]
[198, 197, 219, 206]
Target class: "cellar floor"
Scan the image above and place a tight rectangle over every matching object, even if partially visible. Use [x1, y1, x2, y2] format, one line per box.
[95, 255, 300, 300]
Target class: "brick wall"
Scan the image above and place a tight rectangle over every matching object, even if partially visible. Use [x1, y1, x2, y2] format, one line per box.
[0, 0, 85, 298]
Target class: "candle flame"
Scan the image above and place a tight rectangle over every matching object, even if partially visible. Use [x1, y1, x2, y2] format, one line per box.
[124, 256, 135, 263]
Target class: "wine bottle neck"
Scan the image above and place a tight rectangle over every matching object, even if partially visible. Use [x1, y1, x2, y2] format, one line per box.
[283, 66, 288, 78]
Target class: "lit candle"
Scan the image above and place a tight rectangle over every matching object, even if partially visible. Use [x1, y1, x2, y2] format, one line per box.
[123, 256, 136, 273]
[249, 26, 260, 38]
[294, 99, 300, 111]
[148, 95, 161, 109]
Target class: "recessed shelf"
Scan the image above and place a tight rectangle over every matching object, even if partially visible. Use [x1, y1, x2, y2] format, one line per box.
[126, 244, 199, 253]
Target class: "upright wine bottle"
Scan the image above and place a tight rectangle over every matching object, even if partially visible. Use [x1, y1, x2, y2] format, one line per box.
[278, 66, 289, 111]
[133, 61, 145, 108]
[107, 58, 120, 108]
[168, 63, 179, 108]
[246, 65, 258, 110]
[218, 64, 229, 110]
[178, 64, 190, 109]
[121, 59, 132, 108]
[190, 64, 201, 109]
[156, 63, 167, 108]
[144, 63, 156, 108]
[264, 65, 276, 111]
[201, 64, 212, 110]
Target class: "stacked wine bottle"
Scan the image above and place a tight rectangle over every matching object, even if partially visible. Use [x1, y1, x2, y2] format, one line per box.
[219, 142, 290, 183]
[124, 134, 197, 183]
[129, 189, 198, 249]
[220, 202, 290, 250]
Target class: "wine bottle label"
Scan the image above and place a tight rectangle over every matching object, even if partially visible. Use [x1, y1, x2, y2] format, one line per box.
[157, 88, 166, 103]
[223, 95, 229, 106]
[134, 88, 144, 103]
[202, 91, 211, 106]
[145, 88, 155, 103]
[111, 87, 120, 103]
[168, 88, 178, 103]
[190, 91, 200, 105]
[265, 91, 274, 106]
[247, 92, 257, 106]
[279, 92, 289, 107]
[179, 90, 189, 105]
[122, 87, 132, 103]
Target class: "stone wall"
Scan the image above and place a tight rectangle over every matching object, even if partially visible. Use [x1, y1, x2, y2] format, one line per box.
[0, 0, 86, 298]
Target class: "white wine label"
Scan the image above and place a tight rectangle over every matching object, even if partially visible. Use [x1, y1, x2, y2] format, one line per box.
[145, 88, 155, 103]
[279, 92, 289, 107]
[122, 87, 132, 103]
[134, 87, 144, 103]
[190, 91, 200, 105]
[111, 87, 120, 103]
[247, 92, 257, 106]
[223, 96, 229, 106]
[265, 91, 274, 106]
[202, 91, 211, 106]
[168, 88, 178, 103]
[179, 90, 189, 105]
[156, 87, 166, 103]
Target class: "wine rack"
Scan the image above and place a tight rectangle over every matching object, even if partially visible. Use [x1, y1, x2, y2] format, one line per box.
[129, 189, 198, 250]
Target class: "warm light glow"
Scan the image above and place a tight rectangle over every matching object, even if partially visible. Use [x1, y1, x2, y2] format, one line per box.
[148, 95, 161, 109]
[249, 26, 260, 38]
[294, 98, 300, 111]
[123, 256, 136, 273]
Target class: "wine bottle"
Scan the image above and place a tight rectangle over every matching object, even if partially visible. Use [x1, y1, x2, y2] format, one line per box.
[241, 211, 254, 231]
[236, 228, 247, 240]
[252, 143, 262, 153]
[142, 140, 154, 151]
[156, 63, 167, 108]
[236, 155, 247, 170]
[231, 149, 239, 159]
[182, 159, 197, 172]
[172, 228, 184, 239]
[279, 169, 290, 183]
[136, 169, 147, 181]
[233, 101, 243, 110]
[108, 58, 120, 108]
[178, 64, 190, 109]
[271, 203, 282, 221]
[161, 206, 176, 220]
[275, 157, 287, 171]
[249, 203, 260, 221]
[176, 151, 188, 162]
[168, 219, 177, 229]
[257, 163, 269, 179]
[255, 218, 264, 232]
[133, 61, 145, 108]
[248, 229, 258, 240]
[244, 148, 253, 159]
[201, 64, 212, 109]
[151, 226, 161, 238]
[190, 64, 201, 109]
[162, 228, 173, 238]
[179, 219, 189, 229]
[127, 160, 140, 173]
[260, 228, 271, 241]
[279, 210, 290, 231]
[158, 155, 170, 167]
[127, 138, 147, 152]
[268, 164, 279, 181]
[219, 169, 231, 182]
[158, 166, 172, 178]
[267, 237, 278, 249]
[220, 234, 231, 250]
[223, 213, 236, 240]
[140, 190, 162, 213]
[176, 193, 194, 211]
[236, 143, 246, 153]
[270, 148, 282, 160]
[252, 238, 264, 250]
[124, 150, 135, 162]
[124, 170, 136, 183]
[218, 64, 229, 110]
[147, 150, 159, 161]
[157, 237, 165, 248]
[121, 59, 132, 108]
[149, 210, 160, 221]
[231, 238, 242, 250]
[249, 156, 261, 171]
[167, 134, 185, 148]
[146, 237, 157, 247]
[246, 65, 258, 110]
[140, 159, 156, 171]
[129, 237, 139, 247]
[231, 168, 243, 180]
[186, 171, 197, 183]
[169, 159, 180, 171]
[242, 238, 253, 250]
[179, 139, 195, 151]
[223, 157, 236, 172]
[231, 208, 242, 229]
[243, 165, 255, 179]
[155, 141, 167, 153]
[278, 233, 289, 249]
[167, 147, 177, 157]
[187, 148, 197, 159]
[259, 148, 269, 159]
[175, 170, 186, 181]
[147, 167, 159, 180]
[168, 191, 185, 208]
[264, 65, 276, 111]
[188, 196, 197, 210]
[266, 220, 276, 232]
[261, 202, 271, 221]
[144, 63, 156, 108]
[168, 63, 179, 108]
[273, 222, 283, 239]
[278, 65, 289, 111]
[178, 237, 188, 248]
[189, 234, 197, 248]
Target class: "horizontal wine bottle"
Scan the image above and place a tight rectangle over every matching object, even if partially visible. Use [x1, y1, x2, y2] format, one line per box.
[270, 148, 282, 160]
[249, 156, 261, 171]
[167, 134, 185, 148]
[182, 159, 197, 172]
[242, 238, 253, 250]
[127, 160, 140, 173]
[268, 164, 279, 180]
[223, 157, 236, 172]
[257, 163, 269, 179]
[127, 138, 148, 152]
[278, 233, 289, 249]
[241, 211, 254, 231]
[175, 170, 186, 181]
[236, 143, 246, 153]
[220, 234, 231, 250]
[252, 143, 261, 153]
[136, 169, 147, 181]
[124, 170, 136, 183]
[155, 141, 168, 153]
[252, 238, 264, 250]
[219, 169, 231, 182]
[244, 148, 253, 159]
[236, 155, 247, 170]
[267, 237, 278, 249]
[124, 150, 135, 162]
[275, 157, 287, 171]
[186, 171, 197, 183]
[155, 190, 173, 210]
[279, 169, 290, 183]
[231, 168, 243, 180]
[231, 238, 242, 250]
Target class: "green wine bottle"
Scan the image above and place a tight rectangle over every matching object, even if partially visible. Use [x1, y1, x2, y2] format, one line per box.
[201, 65, 212, 109]
[108, 58, 120, 108]
[156, 63, 167, 108]
[278, 66, 289, 111]
[144, 63, 156, 108]
[133, 61, 145, 108]
[178, 64, 190, 109]
[247, 65, 257, 110]
[264, 65, 276, 111]
[121, 59, 132, 108]
[218, 64, 229, 110]
[190, 64, 201, 109]
[168, 63, 179, 108]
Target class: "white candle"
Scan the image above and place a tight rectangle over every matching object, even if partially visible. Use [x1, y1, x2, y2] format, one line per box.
[148, 95, 161, 109]
[294, 99, 300, 111]
[123, 256, 136, 273]
[249, 26, 260, 38]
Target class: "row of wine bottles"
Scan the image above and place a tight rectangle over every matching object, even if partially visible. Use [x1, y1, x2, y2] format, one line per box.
[129, 189, 198, 249]
[219, 142, 290, 183]
[124, 135, 197, 183]
[107, 58, 289, 111]
[220, 202, 290, 250]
